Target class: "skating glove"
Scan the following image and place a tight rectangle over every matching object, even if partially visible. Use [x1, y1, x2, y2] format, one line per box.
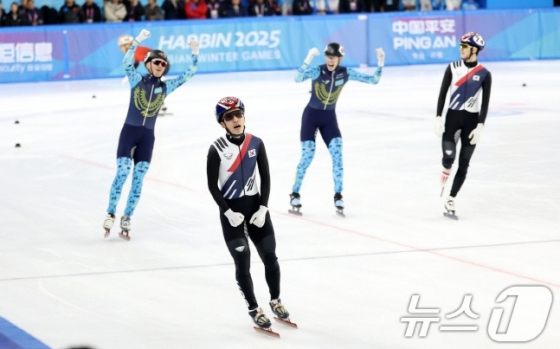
[469, 123, 484, 145]
[435, 116, 444, 138]
[249, 206, 268, 228]
[304, 48, 320, 65]
[376, 48, 385, 67]
[224, 209, 244, 227]
[135, 29, 151, 43]
[188, 40, 200, 55]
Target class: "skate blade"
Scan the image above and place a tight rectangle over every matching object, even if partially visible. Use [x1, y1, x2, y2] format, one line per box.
[118, 232, 131, 241]
[104, 230, 110, 238]
[443, 212, 458, 220]
[274, 317, 298, 329]
[254, 327, 280, 338]
[288, 207, 302, 216]
[336, 209, 345, 218]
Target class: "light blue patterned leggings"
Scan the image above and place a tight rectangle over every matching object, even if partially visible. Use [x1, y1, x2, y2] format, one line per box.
[107, 157, 150, 216]
[292, 137, 343, 194]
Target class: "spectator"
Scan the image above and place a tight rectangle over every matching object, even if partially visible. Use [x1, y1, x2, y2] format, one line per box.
[224, 0, 247, 17]
[162, 0, 185, 19]
[266, 0, 281, 15]
[104, 0, 126, 21]
[5, 1, 24, 25]
[185, 0, 207, 19]
[59, 0, 83, 23]
[206, 0, 223, 18]
[461, 0, 477, 10]
[24, 0, 42, 24]
[17, 0, 26, 15]
[82, 0, 101, 22]
[125, 0, 144, 20]
[339, 0, 364, 13]
[144, 0, 163, 20]
[445, 0, 461, 10]
[315, 0, 336, 14]
[292, 0, 312, 15]
[430, 0, 443, 9]
[248, 0, 273, 16]
[383, 0, 399, 11]
[0, 2, 6, 25]
[40, 5, 58, 23]
[419, 0, 431, 10]
[371, 0, 385, 11]
[401, 0, 416, 10]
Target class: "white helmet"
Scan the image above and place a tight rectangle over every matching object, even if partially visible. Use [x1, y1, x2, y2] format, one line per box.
[117, 34, 133, 47]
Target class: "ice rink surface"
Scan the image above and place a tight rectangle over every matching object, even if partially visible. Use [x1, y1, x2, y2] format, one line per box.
[0, 60, 559, 349]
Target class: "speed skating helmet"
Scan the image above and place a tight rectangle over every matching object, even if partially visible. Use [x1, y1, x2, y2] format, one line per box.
[215, 97, 245, 123]
[324, 43, 345, 57]
[460, 32, 485, 52]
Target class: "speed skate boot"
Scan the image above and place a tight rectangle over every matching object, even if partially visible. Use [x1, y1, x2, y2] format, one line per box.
[103, 213, 115, 238]
[334, 193, 345, 217]
[249, 307, 279, 337]
[288, 192, 302, 216]
[443, 196, 458, 220]
[119, 215, 132, 240]
[269, 299, 298, 328]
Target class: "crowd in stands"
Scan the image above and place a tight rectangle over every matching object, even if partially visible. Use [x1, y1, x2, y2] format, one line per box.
[0, 0, 482, 26]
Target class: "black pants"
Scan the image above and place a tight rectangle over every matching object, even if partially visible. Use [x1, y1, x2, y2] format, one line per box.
[220, 195, 280, 310]
[441, 109, 479, 197]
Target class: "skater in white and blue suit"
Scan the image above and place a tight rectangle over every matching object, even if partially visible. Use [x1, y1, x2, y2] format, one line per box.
[289, 43, 385, 214]
[102, 29, 199, 239]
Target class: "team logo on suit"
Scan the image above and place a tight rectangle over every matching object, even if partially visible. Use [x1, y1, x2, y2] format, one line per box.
[248, 149, 256, 158]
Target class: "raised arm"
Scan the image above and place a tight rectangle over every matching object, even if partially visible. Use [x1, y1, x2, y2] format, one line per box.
[347, 67, 382, 84]
[124, 29, 151, 88]
[165, 40, 200, 95]
[295, 47, 321, 83]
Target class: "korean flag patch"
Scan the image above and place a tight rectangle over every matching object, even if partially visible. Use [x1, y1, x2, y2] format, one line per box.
[248, 149, 256, 158]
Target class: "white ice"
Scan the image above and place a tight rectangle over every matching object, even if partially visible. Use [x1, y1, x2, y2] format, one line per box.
[0, 60, 559, 349]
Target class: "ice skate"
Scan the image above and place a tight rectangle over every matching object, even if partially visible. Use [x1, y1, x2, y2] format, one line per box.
[288, 192, 302, 216]
[334, 193, 345, 217]
[103, 213, 115, 238]
[270, 299, 298, 328]
[443, 196, 458, 220]
[119, 215, 132, 240]
[249, 307, 279, 337]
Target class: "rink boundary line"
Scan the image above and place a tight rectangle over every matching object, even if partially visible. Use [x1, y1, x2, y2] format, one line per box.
[60, 154, 560, 288]
[275, 211, 560, 289]
[0, 239, 558, 283]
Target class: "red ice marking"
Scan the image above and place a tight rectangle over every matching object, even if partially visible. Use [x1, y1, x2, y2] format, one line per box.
[61, 154, 196, 192]
[454, 65, 484, 87]
[275, 211, 560, 289]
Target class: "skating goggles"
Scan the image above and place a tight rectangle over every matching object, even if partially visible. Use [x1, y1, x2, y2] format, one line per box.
[460, 43, 471, 49]
[222, 109, 244, 121]
[151, 59, 167, 67]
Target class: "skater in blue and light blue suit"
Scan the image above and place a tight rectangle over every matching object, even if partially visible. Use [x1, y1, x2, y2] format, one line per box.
[102, 29, 199, 239]
[289, 43, 385, 215]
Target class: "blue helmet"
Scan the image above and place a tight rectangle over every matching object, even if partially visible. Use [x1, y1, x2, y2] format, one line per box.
[215, 96, 245, 123]
[461, 32, 485, 52]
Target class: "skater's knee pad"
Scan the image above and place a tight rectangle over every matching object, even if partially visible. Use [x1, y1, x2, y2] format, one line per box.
[442, 141, 456, 168]
[227, 238, 251, 276]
